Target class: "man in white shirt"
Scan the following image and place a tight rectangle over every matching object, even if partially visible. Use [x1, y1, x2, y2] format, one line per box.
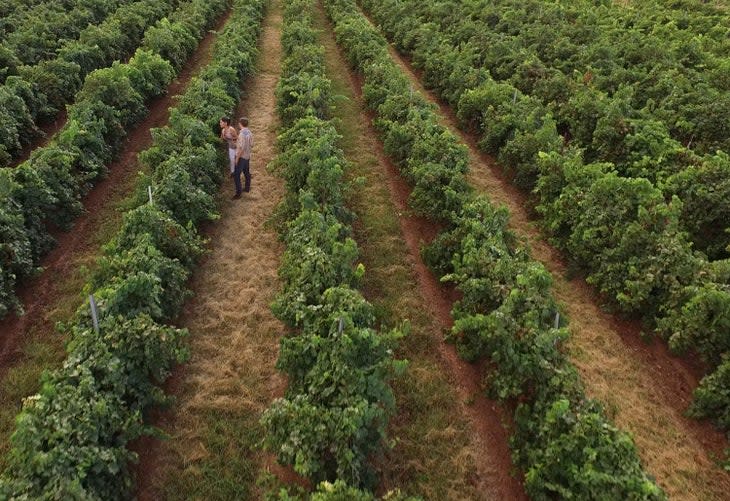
[233, 116, 253, 199]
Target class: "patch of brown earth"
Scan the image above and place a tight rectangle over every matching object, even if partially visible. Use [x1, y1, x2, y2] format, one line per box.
[0, 10, 234, 375]
[359, 8, 730, 499]
[317, 1, 527, 499]
[134, 2, 296, 497]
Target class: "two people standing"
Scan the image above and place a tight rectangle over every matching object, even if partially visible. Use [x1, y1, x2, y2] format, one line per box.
[219, 116, 254, 199]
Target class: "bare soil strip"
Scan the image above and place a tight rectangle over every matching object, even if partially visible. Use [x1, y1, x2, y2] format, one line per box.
[0, 8, 232, 475]
[315, 2, 527, 499]
[0, 10, 233, 372]
[358, 9, 730, 500]
[134, 3, 288, 499]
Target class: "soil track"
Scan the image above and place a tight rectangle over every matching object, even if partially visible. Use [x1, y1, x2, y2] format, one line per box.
[357, 5, 730, 499]
[368, 122, 528, 500]
[0, 10, 233, 376]
[134, 2, 292, 497]
[316, 2, 527, 498]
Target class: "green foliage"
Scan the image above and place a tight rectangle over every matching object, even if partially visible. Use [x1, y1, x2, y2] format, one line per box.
[664, 151, 730, 259]
[57, 39, 107, 77]
[264, 319, 404, 486]
[127, 49, 176, 100]
[661, 282, 730, 366]
[497, 109, 563, 190]
[275, 480, 417, 501]
[109, 204, 204, 270]
[452, 264, 568, 399]
[18, 59, 83, 111]
[327, 0, 666, 496]
[142, 17, 198, 70]
[276, 26, 332, 125]
[0, 170, 34, 317]
[76, 63, 147, 127]
[358, 1, 730, 427]
[271, 115, 352, 220]
[0, 1, 266, 495]
[2, 315, 187, 501]
[515, 397, 666, 500]
[7, 161, 61, 257]
[309, 481, 376, 501]
[276, 71, 333, 126]
[534, 150, 611, 244]
[690, 358, 730, 431]
[24, 146, 87, 230]
[272, 209, 359, 327]
[264, 1, 403, 494]
[0, 44, 20, 81]
[0, 85, 37, 162]
[4, 75, 52, 125]
[564, 173, 699, 314]
[139, 109, 219, 177]
[620, 119, 692, 182]
[151, 160, 220, 227]
[0, 0, 227, 318]
[88, 236, 193, 323]
[177, 78, 237, 132]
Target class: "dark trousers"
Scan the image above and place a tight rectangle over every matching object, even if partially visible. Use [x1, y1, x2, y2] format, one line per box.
[233, 163, 242, 195]
[234, 158, 251, 194]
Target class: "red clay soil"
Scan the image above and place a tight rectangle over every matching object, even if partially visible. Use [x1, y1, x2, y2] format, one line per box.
[0, 10, 232, 376]
[358, 9, 730, 497]
[375, 145, 528, 500]
[389, 46, 728, 456]
[320, 7, 528, 500]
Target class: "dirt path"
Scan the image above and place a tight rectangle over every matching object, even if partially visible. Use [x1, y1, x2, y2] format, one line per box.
[134, 3, 289, 499]
[0, 10, 233, 374]
[356, 7, 730, 500]
[316, 2, 526, 499]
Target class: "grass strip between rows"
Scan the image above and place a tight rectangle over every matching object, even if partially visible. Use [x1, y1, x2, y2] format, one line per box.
[322, 0, 666, 498]
[359, 0, 730, 435]
[0, 0, 264, 497]
[260, 0, 412, 498]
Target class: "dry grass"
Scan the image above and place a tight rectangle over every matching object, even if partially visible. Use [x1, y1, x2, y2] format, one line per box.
[370, 14, 730, 501]
[139, 3, 288, 499]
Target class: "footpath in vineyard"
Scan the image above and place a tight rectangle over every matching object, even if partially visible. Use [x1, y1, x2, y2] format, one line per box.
[0, 8, 233, 470]
[135, 3, 289, 499]
[355, 5, 730, 500]
[313, 2, 526, 499]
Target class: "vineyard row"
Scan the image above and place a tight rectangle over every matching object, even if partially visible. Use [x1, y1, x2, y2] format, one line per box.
[0, 0, 222, 319]
[360, 0, 730, 439]
[261, 1, 408, 498]
[0, 0, 264, 497]
[324, 0, 665, 498]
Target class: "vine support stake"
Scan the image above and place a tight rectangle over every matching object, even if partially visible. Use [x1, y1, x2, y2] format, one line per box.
[89, 294, 100, 334]
[554, 311, 560, 330]
[148, 185, 153, 205]
[338, 317, 344, 334]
